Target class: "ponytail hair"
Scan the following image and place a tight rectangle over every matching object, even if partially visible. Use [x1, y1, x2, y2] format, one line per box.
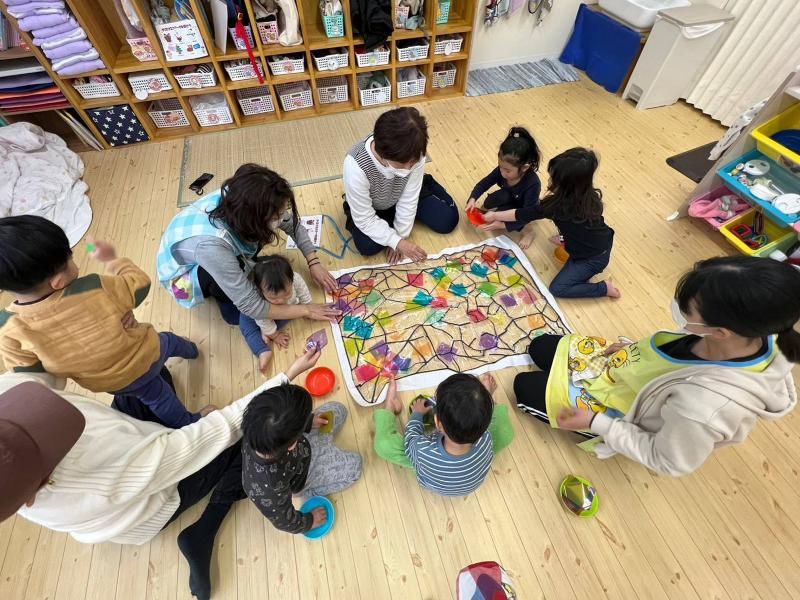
[675, 255, 800, 363]
[499, 126, 540, 171]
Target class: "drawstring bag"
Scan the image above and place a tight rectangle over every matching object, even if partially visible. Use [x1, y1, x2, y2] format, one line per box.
[456, 561, 517, 599]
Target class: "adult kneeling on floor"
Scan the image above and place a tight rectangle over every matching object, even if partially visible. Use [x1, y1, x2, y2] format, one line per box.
[514, 256, 800, 476]
[343, 106, 459, 264]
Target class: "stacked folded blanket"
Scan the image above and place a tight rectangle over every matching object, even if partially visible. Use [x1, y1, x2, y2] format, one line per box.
[8, 0, 106, 76]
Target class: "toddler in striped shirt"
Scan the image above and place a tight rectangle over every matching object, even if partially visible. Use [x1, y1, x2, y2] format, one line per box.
[374, 372, 515, 496]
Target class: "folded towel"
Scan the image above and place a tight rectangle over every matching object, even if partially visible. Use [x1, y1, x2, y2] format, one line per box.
[18, 12, 69, 31]
[43, 40, 93, 59]
[31, 16, 79, 38]
[55, 59, 105, 76]
[8, 1, 66, 14]
[34, 27, 86, 49]
[9, 7, 65, 19]
[51, 48, 99, 71]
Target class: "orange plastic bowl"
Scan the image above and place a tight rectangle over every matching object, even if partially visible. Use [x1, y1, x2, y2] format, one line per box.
[306, 367, 336, 397]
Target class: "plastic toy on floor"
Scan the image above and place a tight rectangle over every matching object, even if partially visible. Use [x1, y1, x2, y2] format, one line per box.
[305, 366, 336, 397]
[408, 394, 436, 431]
[559, 474, 599, 518]
[299, 496, 335, 539]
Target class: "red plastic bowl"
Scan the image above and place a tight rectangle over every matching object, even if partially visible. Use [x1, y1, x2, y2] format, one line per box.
[306, 367, 336, 397]
[467, 208, 486, 226]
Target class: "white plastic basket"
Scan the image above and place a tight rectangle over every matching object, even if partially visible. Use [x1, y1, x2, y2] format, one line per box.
[268, 55, 306, 76]
[229, 25, 255, 50]
[129, 70, 172, 95]
[148, 98, 189, 128]
[276, 81, 313, 112]
[173, 67, 216, 89]
[358, 75, 391, 107]
[313, 49, 348, 72]
[224, 60, 264, 81]
[434, 35, 463, 56]
[257, 20, 279, 44]
[73, 79, 120, 99]
[355, 47, 390, 68]
[317, 75, 349, 105]
[433, 64, 456, 88]
[397, 41, 429, 62]
[397, 70, 426, 98]
[235, 86, 275, 115]
[189, 94, 233, 127]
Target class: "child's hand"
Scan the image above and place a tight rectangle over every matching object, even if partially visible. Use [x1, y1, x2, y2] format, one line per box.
[604, 341, 629, 356]
[556, 407, 595, 431]
[88, 238, 117, 262]
[466, 198, 477, 211]
[411, 397, 432, 414]
[478, 373, 497, 395]
[310, 506, 328, 529]
[305, 304, 341, 323]
[312, 412, 329, 429]
[199, 404, 218, 417]
[285, 346, 321, 380]
[271, 331, 291, 349]
[120, 310, 138, 329]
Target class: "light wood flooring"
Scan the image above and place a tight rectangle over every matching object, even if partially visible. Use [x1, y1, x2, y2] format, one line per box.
[4, 77, 800, 600]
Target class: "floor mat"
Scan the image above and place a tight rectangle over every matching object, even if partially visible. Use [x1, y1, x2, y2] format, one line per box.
[466, 58, 580, 97]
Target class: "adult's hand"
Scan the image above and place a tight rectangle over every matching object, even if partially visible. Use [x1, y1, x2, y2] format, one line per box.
[479, 221, 506, 232]
[556, 407, 595, 431]
[386, 247, 403, 265]
[285, 347, 322, 381]
[397, 239, 427, 263]
[309, 263, 337, 294]
[120, 310, 138, 329]
[305, 304, 341, 322]
[466, 198, 477, 211]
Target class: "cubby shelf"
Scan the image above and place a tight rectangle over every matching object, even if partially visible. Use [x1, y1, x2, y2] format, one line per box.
[0, 0, 476, 148]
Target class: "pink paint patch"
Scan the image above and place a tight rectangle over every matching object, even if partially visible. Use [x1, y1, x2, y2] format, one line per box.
[517, 288, 537, 305]
[407, 272, 424, 287]
[354, 363, 379, 383]
[467, 308, 487, 323]
[481, 248, 499, 265]
[431, 297, 449, 308]
[358, 278, 375, 291]
[350, 301, 367, 316]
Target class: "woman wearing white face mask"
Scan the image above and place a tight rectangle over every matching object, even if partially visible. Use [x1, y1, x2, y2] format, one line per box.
[513, 256, 800, 476]
[158, 164, 339, 328]
[342, 107, 459, 265]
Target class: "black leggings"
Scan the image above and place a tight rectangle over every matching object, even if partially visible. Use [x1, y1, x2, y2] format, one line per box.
[513, 334, 563, 424]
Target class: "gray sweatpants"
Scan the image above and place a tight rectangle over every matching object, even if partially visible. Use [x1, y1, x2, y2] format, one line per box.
[301, 401, 363, 498]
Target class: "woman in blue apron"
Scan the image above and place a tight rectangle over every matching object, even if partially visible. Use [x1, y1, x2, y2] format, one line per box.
[157, 164, 339, 325]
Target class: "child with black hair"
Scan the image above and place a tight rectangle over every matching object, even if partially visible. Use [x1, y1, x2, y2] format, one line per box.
[373, 373, 514, 496]
[241, 384, 362, 534]
[238, 255, 313, 373]
[467, 126, 542, 249]
[0, 216, 214, 428]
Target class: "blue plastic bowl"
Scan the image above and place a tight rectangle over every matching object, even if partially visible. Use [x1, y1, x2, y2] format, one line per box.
[300, 496, 335, 540]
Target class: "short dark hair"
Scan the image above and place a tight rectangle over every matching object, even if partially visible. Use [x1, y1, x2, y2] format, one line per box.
[499, 126, 540, 171]
[676, 255, 800, 362]
[207, 163, 298, 246]
[0, 216, 72, 293]
[435, 374, 493, 444]
[252, 255, 293, 294]
[242, 384, 313, 456]
[373, 107, 428, 163]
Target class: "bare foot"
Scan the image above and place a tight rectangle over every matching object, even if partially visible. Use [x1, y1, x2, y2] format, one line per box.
[258, 350, 273, 374]
[384, 389, 403, 415]
[518, 229, 535, 250]
[606, 281, 621, 299]
[548, 234, 564, 246]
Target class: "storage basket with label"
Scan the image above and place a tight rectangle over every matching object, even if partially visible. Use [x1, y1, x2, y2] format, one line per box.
[432, 63, 456, 88]
[224, 59, 265, 81]
[312, 48, 348, 72]
[173, 65, 216, 89]
[229, 25, 255, 50]
[189, 93, 234, 127]
[129, 70, 172, 97]
[355, 45, 390, 68]
[276, 81, 313, 112]
[148, 98, 190, 128]
[436, 0, 451, 24]
[397, 67, 426, 98]
[257, 19, 279, 44]
[268, 55, 306, 76]
[434, 34, 463, 56]
[73, 77, 120, 99]
[317, 75, 349, 105]
[236, 86, 276, 115]
[396, 40, 429, 62]
[357, 72, 391, 107]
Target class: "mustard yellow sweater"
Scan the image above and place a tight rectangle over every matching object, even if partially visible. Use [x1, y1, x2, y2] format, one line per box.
[0, 258, 160, 392]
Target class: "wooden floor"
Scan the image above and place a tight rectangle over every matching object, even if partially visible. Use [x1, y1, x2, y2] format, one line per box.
[4, 77, 800, 600]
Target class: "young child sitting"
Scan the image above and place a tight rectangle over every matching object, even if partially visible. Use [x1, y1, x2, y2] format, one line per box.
[241, 382, 362, 534]
[238, 255, 313, 373]
[467, 126, 541, 249]
[373, 373, 514, 496]
[0, 216, 212, 428]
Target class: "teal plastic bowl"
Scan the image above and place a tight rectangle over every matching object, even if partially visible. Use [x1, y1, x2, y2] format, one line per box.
[300, 496, 335, 540]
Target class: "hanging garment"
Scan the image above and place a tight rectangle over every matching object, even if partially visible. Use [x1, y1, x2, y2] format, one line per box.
[350, 0, 392, 50]
[276, 0, 303, 45]
[528, 0, 553, 25]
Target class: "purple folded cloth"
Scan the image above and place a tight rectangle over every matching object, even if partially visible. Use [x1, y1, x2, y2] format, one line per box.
[18, 12, 68, 31]
[51, 48, 99, 71]
[55, 59, 105, 76]
[34, 27, 86, 49]
[8, 2, 66, 18]
[31, 16, 79, 38]
[43, 40, 92, 59]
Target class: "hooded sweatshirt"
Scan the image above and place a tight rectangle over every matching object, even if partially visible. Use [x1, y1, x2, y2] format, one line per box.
[590, 352, 797, 476]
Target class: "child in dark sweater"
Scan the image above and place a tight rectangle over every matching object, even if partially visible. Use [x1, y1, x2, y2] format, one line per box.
[483, 147, 619, 299]
[241, 383, 361, 534]
[467, 127, 542, 249]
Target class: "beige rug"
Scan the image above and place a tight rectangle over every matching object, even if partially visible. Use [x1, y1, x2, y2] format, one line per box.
[178, 107, 391, 207]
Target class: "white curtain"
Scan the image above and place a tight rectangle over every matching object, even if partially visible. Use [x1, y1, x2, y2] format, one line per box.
[685, 0, 800, 126]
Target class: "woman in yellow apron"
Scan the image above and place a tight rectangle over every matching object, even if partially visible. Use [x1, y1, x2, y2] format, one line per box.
[514, 256, 800, 476]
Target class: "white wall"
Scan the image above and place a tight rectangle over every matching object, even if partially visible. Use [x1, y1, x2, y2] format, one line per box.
[468, 0, 726, 71]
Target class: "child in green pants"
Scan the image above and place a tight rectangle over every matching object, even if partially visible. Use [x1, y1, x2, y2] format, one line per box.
[373, 373, 514, 496]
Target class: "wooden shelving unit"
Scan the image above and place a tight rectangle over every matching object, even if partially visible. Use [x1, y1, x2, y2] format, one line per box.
[0, 0, 477, 149]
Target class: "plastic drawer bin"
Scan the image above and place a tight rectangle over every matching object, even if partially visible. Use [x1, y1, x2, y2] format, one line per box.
[751, 103, 800, 172]
[688, 186, 750, 230]
[719, 209, 795, 257]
